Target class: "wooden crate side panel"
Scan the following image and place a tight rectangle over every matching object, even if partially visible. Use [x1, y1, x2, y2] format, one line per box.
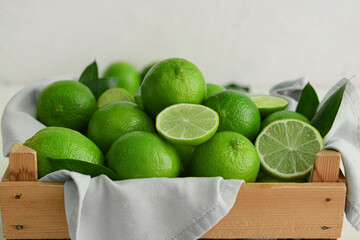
[0, 181, 345, 240]
[0, 182, 69, 239]
[201, 182, 346, 239]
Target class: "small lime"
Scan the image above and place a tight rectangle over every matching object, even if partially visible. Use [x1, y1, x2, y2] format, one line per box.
[141, 58, 206, 118]
[24, 127, 104, 178]
[88, 102, 155, 153]
[205, 90, 261, 141]
[107, 131, 181, 179]
[97, 88, 134, 108]
[37, 80, 97, 132]
[206, 83, 225, 100]
[190, 131, 260, 182]
[103, 62, 140, 94]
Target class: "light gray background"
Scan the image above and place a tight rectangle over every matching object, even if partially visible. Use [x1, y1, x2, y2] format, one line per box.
[1, 0, 360, 89]
[1, 0, 360, 239]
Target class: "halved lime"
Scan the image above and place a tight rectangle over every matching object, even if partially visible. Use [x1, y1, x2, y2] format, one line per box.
[97, 88, 134, 108]
[251, 95, 289, 117]
[255, 119, 324, 180]
[156, 103, 219, 145]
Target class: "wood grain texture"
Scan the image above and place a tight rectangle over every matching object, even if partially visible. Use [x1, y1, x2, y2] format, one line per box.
[201, 182, 346, 239]
[0, 181, 345, 240]
[0, 181, 69, 239]
[8, 143, 38, 181]
[312, 150, 341, 182]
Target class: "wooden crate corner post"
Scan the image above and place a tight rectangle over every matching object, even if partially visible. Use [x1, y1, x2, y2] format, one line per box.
[8, 142, 38, 181]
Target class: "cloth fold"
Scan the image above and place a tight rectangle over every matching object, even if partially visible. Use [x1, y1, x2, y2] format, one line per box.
[41, 171, 242, 240]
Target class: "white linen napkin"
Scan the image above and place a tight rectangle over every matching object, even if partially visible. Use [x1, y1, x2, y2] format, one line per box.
[271, 77, 360, 231]
[40, 171, 242, 240]
[1, 75, 243, 240]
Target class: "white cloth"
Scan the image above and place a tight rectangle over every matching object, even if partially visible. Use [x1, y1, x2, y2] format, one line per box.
[272, 77, 360, 231]
[1, 76, 243, 240]
[40, 171, 242, 240]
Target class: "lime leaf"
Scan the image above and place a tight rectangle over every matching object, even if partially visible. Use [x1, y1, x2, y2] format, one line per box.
[296, 83, 319, 120]
[311, 79, 349, 137]
[79, 61, 99, 84]
[85, 77, 118, 99]
[47, 157, 119, 180]
[225, 83, 250, 92]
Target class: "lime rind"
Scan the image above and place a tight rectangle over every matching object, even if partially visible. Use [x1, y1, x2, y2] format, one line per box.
[156, 103, 219, 145]
[98, 88, 135, 108]
[251, 95, 289, 117]
[255, 119, 324, 180]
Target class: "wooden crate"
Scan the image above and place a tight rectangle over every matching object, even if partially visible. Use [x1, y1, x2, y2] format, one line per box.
[0, 143, 346, 240]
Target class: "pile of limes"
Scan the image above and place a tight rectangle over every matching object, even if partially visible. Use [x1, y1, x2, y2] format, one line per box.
[25, 58, 324, 182]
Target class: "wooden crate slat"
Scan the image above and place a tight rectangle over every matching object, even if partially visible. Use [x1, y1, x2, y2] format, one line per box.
[201, 182, 346, 239]
[8, 142, 38, 181]
[0, 182, 69, 239]
[0, 181, 345, 240]
[312, 150, 341, 182]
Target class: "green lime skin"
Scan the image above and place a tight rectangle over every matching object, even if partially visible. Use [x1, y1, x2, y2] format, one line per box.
[37, 80, 97, 132]
[106, 131, 181, 179]
[190, 131, 260, 182]
[260, 110, 310, 131]
[204, 90, 261, 141]
[140, 62, 158, 81]
[88, 102, 156, 153]
[24, 127, 104, 178]
[103, 62, 140, 95]
[141, 58, 206, 118]
[206, 83, 225, 100]
[172, 144, 196, 176]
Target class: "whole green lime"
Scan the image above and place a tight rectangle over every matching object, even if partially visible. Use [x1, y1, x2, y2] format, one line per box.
[206, 83, 225, 100]
[260, 110, 310, 131]
[190, 131, 260, 182]
[140, 61, 158, 81]
[107, 131, 181, 179]
[37, 80, 97, 132]
[24, 127, 104, 178]
[88, 102, 155, 153]
[103, 62, 140, 95]
[172, 144, 196, 176]
[141, 58, 206, 118]
[204, 90, 261, 141]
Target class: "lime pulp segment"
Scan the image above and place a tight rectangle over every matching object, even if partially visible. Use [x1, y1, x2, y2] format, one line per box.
[156, 104, 219, 145]
[98, 88, 134, 108]
[255, 119, 324, 180]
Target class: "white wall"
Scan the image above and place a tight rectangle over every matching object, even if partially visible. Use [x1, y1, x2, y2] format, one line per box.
[1, 0, 360, 91]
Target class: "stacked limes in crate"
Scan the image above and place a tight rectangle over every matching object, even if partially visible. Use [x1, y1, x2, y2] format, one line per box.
[25, 58, 347, 183]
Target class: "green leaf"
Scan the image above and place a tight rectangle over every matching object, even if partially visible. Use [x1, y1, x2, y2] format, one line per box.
[79, 61, 99, 84]
[225, 83, 250, 92]
[85, 77, 118, 99]
[47, 157, 119, 180]
[311, 79, 349, 137]
[296, 83, 319, 120]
